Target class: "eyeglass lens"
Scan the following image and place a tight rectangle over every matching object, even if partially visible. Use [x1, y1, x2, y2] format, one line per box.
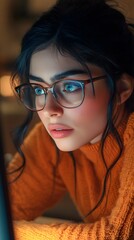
[19, 80, 84, 110]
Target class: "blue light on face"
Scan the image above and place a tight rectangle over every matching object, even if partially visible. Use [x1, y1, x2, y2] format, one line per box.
[34, 86, 44, 95]
[63, 82, 81, 93]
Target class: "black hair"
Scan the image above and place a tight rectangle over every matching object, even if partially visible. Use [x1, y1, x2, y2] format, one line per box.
[11, 0, 134, 218]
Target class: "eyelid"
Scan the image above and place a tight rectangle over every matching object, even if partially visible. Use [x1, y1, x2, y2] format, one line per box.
[29, 79, 87, 87]
[64, 76, 90, 81]
[30, 81, 49, 88]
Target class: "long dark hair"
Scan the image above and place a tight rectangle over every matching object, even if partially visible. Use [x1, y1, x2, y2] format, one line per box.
[11, 0, 134, 218]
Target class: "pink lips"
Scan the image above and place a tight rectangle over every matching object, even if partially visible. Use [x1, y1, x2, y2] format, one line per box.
[48, 124, 73, 138]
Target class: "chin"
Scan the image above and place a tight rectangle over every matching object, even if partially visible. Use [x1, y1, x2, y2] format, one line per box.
[54, 139, 85, 152]
[56, 145, 78, 152]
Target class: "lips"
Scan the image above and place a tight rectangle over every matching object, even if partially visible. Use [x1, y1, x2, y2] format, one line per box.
[48, 124, 72, 131]
[48, 124, 73, 138]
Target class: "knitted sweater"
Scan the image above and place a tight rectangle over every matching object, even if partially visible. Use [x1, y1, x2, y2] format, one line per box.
[8, 113, 134, 239]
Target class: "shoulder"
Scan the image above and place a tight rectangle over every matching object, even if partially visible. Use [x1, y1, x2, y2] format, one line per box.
[123, 112, 134, 146]
[21, 121, 60, 166]
[25, 121, 53, 146]
[27, 121, 49, 137]
[120, 113, 134, 187]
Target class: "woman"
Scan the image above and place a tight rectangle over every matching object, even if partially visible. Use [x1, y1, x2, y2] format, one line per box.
[9, 0, 134, 239]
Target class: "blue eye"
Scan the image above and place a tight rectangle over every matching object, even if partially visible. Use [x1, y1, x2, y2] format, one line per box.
[64, 82, 81, 92]
[34, 87, 44, 95]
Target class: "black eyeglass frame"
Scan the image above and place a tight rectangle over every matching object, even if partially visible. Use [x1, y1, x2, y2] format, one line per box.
[15, 75, 106, 111]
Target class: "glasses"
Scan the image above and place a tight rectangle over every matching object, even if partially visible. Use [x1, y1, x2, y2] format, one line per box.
[15, 75, 106, 111]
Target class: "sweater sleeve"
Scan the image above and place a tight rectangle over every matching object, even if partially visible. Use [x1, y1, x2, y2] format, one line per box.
[13, 140, 134, 239]
[8, 122, 66, 220]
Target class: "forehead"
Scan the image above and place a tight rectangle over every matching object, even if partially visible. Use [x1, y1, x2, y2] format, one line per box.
[29, 45, 104, 79]
[30, 46, 83, 73]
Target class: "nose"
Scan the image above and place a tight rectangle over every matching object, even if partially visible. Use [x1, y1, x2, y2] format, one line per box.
[43, 92, 63, 118]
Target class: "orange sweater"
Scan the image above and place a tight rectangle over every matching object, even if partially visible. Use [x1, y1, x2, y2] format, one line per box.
[8, 113, 134, 239]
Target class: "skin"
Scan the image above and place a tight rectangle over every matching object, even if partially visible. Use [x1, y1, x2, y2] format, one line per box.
[29, 45, 126, 151]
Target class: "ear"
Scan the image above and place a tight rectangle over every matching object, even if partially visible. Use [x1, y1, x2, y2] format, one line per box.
[116, 73, 134, 105]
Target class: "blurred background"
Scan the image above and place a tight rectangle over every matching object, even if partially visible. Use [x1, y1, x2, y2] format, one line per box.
[0, 0, 133, 221]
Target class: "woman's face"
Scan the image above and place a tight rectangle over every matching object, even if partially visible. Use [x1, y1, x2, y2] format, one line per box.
[29, 46, 110, 151]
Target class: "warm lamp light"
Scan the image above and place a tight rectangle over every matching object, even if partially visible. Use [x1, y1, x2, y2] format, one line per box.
[0, 75, 13, 97]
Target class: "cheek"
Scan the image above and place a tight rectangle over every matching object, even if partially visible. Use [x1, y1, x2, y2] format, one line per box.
[79, 83, 110, 114]
[71, 94, 110, 122]
[37, 111, 44, 122]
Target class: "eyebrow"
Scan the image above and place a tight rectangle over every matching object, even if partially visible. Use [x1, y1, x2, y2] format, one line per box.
[29, 69, 88, 83]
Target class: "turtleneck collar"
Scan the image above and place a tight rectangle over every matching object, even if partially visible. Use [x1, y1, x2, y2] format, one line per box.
[79, 113, 134, 166]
